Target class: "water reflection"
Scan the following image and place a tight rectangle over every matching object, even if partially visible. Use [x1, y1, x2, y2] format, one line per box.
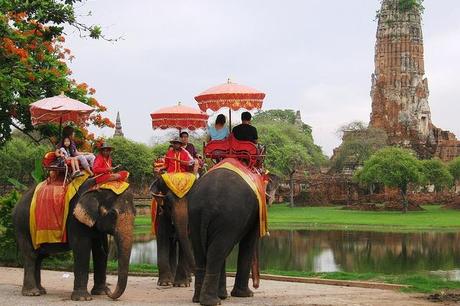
[112, 230, 460, 278]
[130, 240, 157, 265]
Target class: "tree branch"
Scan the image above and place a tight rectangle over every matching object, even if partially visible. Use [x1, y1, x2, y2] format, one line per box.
[11, 122, 41, 146]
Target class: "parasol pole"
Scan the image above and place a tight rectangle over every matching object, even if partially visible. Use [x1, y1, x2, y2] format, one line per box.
[59, 117, 63, 140]
[229, 108, 232, 131]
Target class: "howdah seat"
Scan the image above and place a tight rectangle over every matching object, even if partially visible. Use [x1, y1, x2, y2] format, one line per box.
[204, 135, 264, 169]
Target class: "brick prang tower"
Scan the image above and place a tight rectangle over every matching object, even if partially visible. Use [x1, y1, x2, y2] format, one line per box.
[370, 0, 459, 161]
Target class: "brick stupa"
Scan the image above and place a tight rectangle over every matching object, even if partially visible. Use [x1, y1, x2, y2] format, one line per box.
[370, 0, 459, 161]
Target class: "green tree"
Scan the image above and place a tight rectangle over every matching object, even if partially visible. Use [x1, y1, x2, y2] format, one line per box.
[420, 159, 453, 193]
[332, 121, 388, 172]
[355, 147, 424, 213]
[398, 0, 424, 12]
[449, 157, 460, 184]
[0, 190, 19, 261]
[107, 137, 159, 192]
[0, 0, 113, 146]
[253, 109, 313, 135]
[0, 136, 50, 185]
[253, 110, 326, 206]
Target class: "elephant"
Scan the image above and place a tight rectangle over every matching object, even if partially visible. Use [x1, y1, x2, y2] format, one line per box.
[185, 168, 278, 306]
[149, 174, 195, 287]
[12, 179, 136, 301]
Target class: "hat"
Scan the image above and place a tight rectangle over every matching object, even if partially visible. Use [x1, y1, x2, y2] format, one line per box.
[170, 137, 184, 144]
[99, 143, 113, 150]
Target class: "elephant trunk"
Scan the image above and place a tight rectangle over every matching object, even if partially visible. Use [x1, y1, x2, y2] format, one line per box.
[106, 212, 134, 300]
[172, 198, 195, 270]
[251, 240, 260, 289]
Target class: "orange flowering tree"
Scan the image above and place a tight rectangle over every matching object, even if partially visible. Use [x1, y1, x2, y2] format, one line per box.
[0, 0, 114, 146]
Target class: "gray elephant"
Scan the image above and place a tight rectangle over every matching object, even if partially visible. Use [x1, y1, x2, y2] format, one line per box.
[150, 173, 195, 287]
[13, 179, 135, 301]
[186, 168, 278, 306]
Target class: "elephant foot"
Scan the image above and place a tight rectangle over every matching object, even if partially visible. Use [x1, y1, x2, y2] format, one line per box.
[173, 280, 191, 287]
[71, 290, 92, 301]
[91, 285, 108, 295]
[199, 297, 221, 306]
[38, 286, 47, 295]
[157, 280, 173, 287]
[218, 288, 228, 300]
[231, 286, 253, 297]
[22, 287, 41, 296]
[192, 292, 200, 303]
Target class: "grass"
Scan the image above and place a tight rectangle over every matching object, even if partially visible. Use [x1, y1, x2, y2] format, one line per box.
[134, 204, 460, 233]
[260, 270, 460, 293]
[267, 204, 460, 232]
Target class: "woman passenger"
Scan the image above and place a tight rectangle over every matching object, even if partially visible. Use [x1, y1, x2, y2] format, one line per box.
[208, 114, 229, 141]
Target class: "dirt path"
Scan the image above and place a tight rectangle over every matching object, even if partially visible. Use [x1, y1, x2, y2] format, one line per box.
[0, 267, 435, 306]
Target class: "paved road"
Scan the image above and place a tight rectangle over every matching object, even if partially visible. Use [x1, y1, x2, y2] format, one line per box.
[0, 267, 435, 306]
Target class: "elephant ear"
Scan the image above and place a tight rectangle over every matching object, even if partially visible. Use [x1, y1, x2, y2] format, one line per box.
[74, 192, 100, 227]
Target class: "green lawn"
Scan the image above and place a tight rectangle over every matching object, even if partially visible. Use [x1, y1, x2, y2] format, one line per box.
[268, 204, 460, 232]
[135, 204, 460, 233]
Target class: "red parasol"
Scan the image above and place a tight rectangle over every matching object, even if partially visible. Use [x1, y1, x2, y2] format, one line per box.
[194, 79, 266, 112]
[30, 92, 94, 126]
[150, 103, 209, 131]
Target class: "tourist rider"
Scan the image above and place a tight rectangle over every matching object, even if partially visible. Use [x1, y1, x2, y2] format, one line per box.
[208, 114, 229, 141]
[93, 143, 128, 184]
[163, 137, 194, 173]
[55, 136, 83, 178]
[180, 131, 200, 174]
[232, 111, 258, 143]
[61, 126, 95, 176]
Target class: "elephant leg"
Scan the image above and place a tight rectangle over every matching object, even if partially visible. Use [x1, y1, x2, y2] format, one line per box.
[173, 244, 191, 287]
[200, 238, 234, 306]
[190, 214, 206, 303]
[21, 251, 40, 296]
[231, 225, 258, 298]
[218, 261, 228, 300]
[91, 234, 108, 295]
[35, 254, 47, 295]
[17, 232, 40, 296]
[157, 214, 175, 286]
[169, 239, 178, 279]
[191, 229, 206, 303]
[70, 236, 92, 301]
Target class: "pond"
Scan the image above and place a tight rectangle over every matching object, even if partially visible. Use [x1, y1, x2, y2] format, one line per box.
[112, 230, 460, 280]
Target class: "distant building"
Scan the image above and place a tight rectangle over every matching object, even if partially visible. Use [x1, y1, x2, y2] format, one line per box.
[370, 0, 459, 161]
[113, 111, 124, 137]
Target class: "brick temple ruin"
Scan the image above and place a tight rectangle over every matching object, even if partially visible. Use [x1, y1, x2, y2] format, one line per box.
[286, 0, 459, 206]
[370, 0, 459, 161]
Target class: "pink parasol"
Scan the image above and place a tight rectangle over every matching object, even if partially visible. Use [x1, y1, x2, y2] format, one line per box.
[150, 103, 209, 131]
[194, 79, 266, 112]
[30, 92, 94, 126]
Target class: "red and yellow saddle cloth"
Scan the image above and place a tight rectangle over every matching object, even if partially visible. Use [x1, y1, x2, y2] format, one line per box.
[89, 180, 130, 195]
[207, 158, 269, 237]
[161, 172, 196, 198]
[29, 173, 89, 249]
[150, 172, 196, 235]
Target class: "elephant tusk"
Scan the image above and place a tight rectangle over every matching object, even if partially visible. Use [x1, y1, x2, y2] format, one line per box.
[151, 192, 165, 198]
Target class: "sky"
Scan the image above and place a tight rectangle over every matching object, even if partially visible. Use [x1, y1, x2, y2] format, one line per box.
[65, 0, 460, 156]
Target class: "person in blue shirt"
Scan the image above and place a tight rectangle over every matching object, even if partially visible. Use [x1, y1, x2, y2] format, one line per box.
[208, 114, 229, 141]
